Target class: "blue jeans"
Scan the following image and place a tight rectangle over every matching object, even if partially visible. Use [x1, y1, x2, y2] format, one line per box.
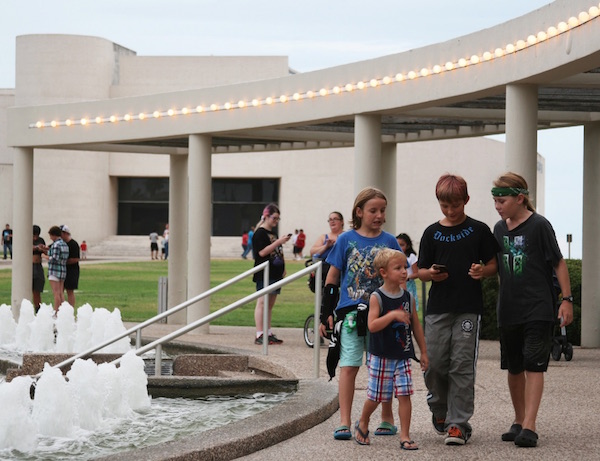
[3, 243, 11, 259]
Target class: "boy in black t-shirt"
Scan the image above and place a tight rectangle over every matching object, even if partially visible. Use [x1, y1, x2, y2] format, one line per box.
[418, 174, 499, 446]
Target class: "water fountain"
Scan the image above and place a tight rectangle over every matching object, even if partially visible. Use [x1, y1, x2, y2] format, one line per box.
[0, 300, 296, 460]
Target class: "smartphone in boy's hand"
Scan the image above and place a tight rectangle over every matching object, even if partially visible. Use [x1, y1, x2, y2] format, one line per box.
[432, 264, 448, 273]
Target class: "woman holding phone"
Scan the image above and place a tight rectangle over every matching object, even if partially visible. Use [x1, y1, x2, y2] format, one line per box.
[252, 203, 292, 345]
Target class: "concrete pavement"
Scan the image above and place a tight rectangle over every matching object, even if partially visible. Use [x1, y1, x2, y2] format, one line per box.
[133, 322, 600, 461]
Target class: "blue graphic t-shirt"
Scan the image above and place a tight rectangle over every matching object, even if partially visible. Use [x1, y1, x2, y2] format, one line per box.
[326, 229, 400, 311]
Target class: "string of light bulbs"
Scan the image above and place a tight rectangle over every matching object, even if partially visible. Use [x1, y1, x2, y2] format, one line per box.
[29, 5, 600, 130]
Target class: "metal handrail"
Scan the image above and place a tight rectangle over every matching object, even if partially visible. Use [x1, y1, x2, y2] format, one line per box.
[37, 261, 268, 377]
[111, 261, 323, 378]
[40, 260, 325, 379]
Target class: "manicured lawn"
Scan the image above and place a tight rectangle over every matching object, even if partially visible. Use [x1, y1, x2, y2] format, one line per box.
[0, 260, 428, 327]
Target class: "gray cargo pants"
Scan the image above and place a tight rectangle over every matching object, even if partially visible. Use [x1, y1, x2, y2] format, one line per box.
[424, 312, 481, 434]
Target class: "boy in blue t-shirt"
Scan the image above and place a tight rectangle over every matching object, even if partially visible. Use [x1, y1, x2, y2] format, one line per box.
[354, 249, 428, 449]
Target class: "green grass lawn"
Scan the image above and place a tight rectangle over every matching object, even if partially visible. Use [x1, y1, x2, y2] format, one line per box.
[0, 260, 427, 327]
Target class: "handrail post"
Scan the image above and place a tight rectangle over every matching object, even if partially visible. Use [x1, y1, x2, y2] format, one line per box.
[155, 344, 162, 377]
[136, 330, 142, 349]
[262, 263, 270, 355]
[313, 262, 322, 378]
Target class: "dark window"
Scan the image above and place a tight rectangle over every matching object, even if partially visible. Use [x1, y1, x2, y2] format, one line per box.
[212, 178, 279, 236]
[117, 177, 279, 236]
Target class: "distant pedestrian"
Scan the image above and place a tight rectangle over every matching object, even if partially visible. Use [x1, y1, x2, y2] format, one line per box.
[61, 225, 80, 307]
[44, 225, 69, 313]
[80, 240, 88, 260]
[32, 225, 46, 312]
[242, 226, 254, 259]
[295, 229, 306, 260]
[162, 223, 169, 260]
[3, 224, 12, 260]
[149, 231, 159, 260]
[241, 230, 249, 259]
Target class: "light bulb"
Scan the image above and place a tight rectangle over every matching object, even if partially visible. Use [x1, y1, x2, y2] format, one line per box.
[181, 107, 189, 115]
[96, 116, 103, 124]
[408, 71, 417, 79]
[433, 65, 442, 74]
[395, 73, 404, 82]
[470, 55, 480, 65]
[36, 121, 43, 128]
[506, 43, 516, 53]
[51, 120, 57, 127]
[547, 26, 558, 37]
[293, 93, 301, 100]
[527, 35, 537, 45]
[579, 11, 590, 22]
[238, 100, 246, 108]
[537, 31, 547, 42]
[123, 114, 131, 121]
[495, 48, 504, 58]
[251, 99, 259, 106]
[516, 40, 526, 50]
[332, 86, 341, 94]
[357, 81, 366, 90]
[420, 68, 429, 77]
[567, 16, 579, 28]
[483, 51, 492, 61]
[382, 76, 392, 85]
[445, 61, 454, 71]
[167, 109, 175, 116]
[110, 115, 117, 123]
[319, 88, 328, 96]
[558, 21, 568, 32]
[345, 83, 354, 92]
[306, 90, 315, 98]
[265, 97, 273, 105]
[458, 58, 467, 67]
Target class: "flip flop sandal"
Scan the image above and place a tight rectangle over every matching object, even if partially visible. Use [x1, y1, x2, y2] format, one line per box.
[501, 423, 522, 442]
[374, 421, 398, 436]
[354, 421, 370, 445]
[333, 425, 352, 440]
[515, 429, 538, 447]
[401, 440, 419, 450]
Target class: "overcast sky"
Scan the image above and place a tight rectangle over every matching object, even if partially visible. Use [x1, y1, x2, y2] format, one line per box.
[1, 0, 583, 257]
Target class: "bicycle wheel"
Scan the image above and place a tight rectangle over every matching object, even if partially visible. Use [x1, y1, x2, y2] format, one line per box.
[304, 314, 315, 348]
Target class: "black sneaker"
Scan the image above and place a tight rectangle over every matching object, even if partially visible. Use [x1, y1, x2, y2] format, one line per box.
[445, 425, 469, 445]
[268, 334, 283, 344]
[432, 414, 446, 435]
[254, 334, 264, 345]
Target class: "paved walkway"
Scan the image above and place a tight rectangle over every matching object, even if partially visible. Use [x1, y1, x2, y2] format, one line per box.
[135, 322, 600, 461]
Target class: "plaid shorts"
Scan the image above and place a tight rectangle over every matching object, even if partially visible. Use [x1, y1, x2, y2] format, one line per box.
[366, 353, 413, 402]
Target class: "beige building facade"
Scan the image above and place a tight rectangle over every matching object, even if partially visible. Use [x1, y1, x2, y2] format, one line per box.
[0, 34, 543, 256]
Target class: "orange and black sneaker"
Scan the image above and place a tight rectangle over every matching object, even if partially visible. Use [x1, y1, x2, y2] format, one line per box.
[432, 415, 446, 435]
[445, 425, 469, 445]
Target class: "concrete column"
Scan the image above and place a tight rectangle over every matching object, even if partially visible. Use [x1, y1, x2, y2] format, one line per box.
[381, 143, 397, 235]
[354, 114, 382, 195]
[187, 134, 212, 331]
[581, 122, 600, 347]
[505, 84, 538, 206]
[167, 153, 188, 324]
[11, 147, 34, 318]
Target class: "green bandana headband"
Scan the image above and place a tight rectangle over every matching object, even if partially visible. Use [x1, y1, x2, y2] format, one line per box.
[491, 187, 529, 197]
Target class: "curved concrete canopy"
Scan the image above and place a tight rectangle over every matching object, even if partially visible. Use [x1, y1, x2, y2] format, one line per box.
[7, 0, 600, 153]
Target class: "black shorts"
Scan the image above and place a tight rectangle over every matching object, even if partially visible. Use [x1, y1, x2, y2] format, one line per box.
[64, 265, 80, 290]
[500, 321, 554, 374]
[33, 263, 45, 292]
[151, 242, 159, 251]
